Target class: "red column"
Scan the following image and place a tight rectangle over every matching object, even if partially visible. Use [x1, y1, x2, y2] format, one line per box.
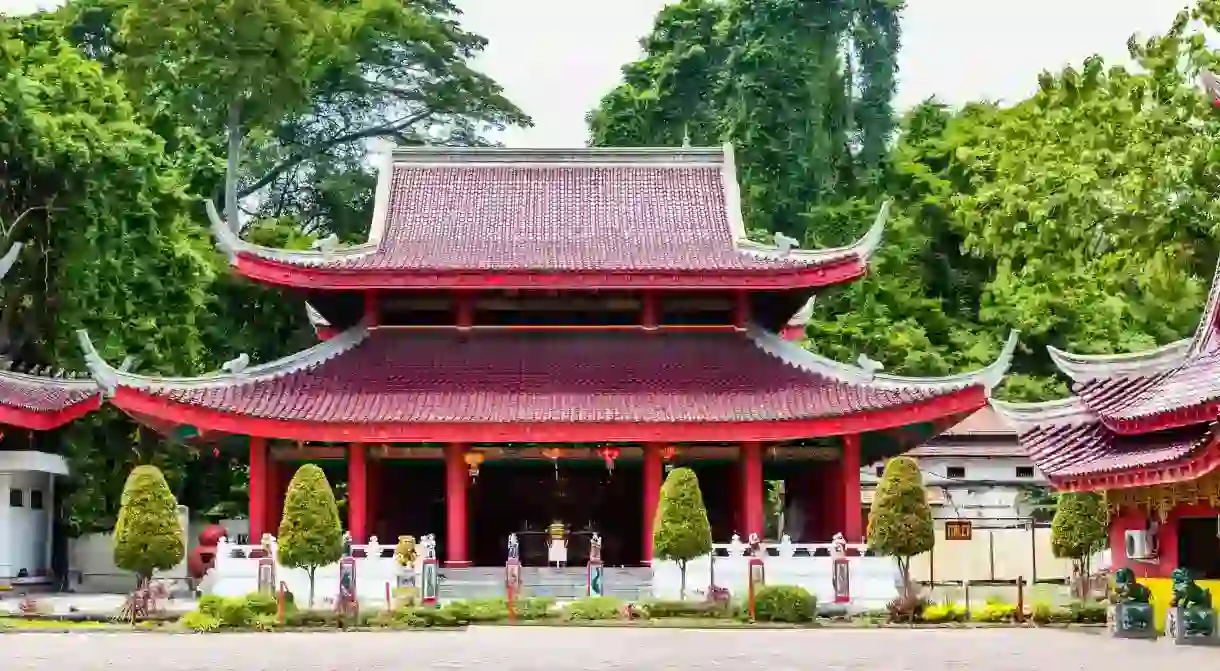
[739, 442, 764, 539]
[249, 437, 269, 541]
[444, 443, 471, 566]
[642, 443, 664, 564]
[841, 434, 863, 543]
[348, 444, 368, 543]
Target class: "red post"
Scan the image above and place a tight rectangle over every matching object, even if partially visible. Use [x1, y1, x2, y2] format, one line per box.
[348, 444, 368, 543]
[740, 442, 764, 539]
[733, 289, 750, 328]
[363, 290, 380, 325]
[642, 443, 663, 565]
[444, 443, 471, 567]
[249, 437, 269, 541]
[641, 291, 658, 329]
[841, 434, 863, 543]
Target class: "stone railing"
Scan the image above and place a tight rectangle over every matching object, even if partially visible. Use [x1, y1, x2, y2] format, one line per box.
[204, 535, 416, 606]
[653, 534, 897, 609]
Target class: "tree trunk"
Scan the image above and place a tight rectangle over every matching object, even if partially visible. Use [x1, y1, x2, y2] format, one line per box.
[678, 559, 687, 601]
[225, 100, 244, 233]
[307, 567, 316, 609]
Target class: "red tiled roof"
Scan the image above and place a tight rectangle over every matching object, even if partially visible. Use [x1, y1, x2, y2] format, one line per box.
[1018, 420, 1208, 478]
[0, 371, 100, 429]
[211, 147, 886, 286]
[84, 327, 1011, 438]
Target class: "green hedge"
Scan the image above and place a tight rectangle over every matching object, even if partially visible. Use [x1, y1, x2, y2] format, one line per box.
[753, 585, 816, 623]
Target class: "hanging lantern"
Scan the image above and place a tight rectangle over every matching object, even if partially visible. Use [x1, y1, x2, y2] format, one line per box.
[541, 447, 563, 480]
[661, 445, 677, 461]
[464, 450, 485, 480]
[598, 446, 621, 474]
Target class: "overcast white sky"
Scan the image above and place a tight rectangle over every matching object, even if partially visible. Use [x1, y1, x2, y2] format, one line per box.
[0, 0, 1194, 147]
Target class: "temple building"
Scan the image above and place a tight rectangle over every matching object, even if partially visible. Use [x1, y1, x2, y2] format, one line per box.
[992, 266, 1220, 613]
[80, 145, 1014, 568]
[0, 243, 101, 586]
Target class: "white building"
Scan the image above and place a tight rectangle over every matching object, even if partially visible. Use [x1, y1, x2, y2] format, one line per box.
[863, 408, 1047, 528]
[0, 450, 67, 587]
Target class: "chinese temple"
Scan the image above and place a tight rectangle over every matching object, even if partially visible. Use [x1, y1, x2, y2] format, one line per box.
[0, 243, 101, 584]
[80, 145, 1015, 567]
[992, 266, 1220, 615]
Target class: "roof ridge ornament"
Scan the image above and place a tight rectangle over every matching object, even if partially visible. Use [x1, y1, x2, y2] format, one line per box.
[221, 353, 250, 374]
[773, 231, 800, 255]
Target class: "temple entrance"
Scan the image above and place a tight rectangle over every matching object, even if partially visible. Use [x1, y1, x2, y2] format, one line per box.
[370, 461, 445, 551]
[469, 461, 643, 566]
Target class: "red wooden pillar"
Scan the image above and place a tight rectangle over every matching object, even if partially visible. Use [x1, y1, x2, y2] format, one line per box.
[642, 443, 664, 564]
[739, 442, 764, 539]
[348, 444, 369, 543]
[444, 443, 471, 566]
[249, 437, 269, 541]
[841, 434, 863, 543]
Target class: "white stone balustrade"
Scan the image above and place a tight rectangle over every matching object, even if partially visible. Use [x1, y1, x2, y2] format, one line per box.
[652, 535, 899, 610]
[204, 535, 405, 606]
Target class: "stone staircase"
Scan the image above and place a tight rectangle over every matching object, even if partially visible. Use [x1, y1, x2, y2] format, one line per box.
[439, 566, 653, 602]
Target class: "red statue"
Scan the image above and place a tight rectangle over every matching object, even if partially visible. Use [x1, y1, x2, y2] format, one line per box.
[187, 524, 227, 580]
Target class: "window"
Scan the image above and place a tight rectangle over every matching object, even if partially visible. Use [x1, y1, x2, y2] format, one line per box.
[8, 488, 23, 507]
[30, 489, 44, 510]
[875, 466, 885, 477]
[945, 466, 966, 479]
[1015, 466, 1035, 478]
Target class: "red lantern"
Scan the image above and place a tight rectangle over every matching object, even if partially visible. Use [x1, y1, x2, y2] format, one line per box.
[598, 446, 621, 473]
[661, 445, 677, 462]
[464, 450, 485, 480]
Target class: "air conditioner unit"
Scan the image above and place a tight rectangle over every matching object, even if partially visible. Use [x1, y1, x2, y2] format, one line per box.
[1124, 530, 1156, 560]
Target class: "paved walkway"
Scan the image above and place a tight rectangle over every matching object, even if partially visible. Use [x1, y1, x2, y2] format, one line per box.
[2, 627, 1215, 670]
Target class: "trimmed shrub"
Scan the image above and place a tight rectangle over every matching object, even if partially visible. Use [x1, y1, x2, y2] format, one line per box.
[753, 585, 816, 623]
[113, 465, 185, 582]
[1066, 600, 1107, 623]
[277, 464, 344, 607]
[922, 603, 967, 623]
[515, 596, 556, 620]
[867, 457, 933, 595]
[244, 592, 279, 617]
[644, 600, 731, 619]
[972, 600, 1017, 623]
[179, 611, 221, 632]
[652, 467, 712, 599]
[563, 596, 623, 621]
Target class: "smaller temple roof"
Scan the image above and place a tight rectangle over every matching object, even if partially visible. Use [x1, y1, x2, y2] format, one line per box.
[210, 145, 889, 290]
[1037, 256, 1220, 436]
[81, 325, 1016, 444]
[0, 243, 101, 430]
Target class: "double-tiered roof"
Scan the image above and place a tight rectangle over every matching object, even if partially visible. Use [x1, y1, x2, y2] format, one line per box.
[993, 261, 1220, 492]
[0, 244, 100, 430]
[83, 144, 1014, 444]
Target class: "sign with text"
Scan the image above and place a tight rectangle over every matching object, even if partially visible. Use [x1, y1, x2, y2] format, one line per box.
[945, 520, 973, 541]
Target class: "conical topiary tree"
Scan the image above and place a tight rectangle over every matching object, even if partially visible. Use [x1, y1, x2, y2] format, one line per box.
[867, 456, 934, 597]
[1051, 492, 1108, 600]
[652, 467, 712, 599]
[113, 464, 185, 583]
[277, 463, 344, 607]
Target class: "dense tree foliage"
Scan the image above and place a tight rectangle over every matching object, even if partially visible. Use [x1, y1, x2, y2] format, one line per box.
[278, 464, 344, 607]
[1, 0, 528, 534]
[652, 467, 713, 599]
[1051, 492, 1109, 598]
[113, 465, 185, 580]
[866, 456, 933, 593]
[590, 0, 1220, 401]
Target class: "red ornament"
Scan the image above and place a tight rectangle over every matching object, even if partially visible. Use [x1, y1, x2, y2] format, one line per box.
[187, 524, 228, 579]
[598, 446, 621, 472]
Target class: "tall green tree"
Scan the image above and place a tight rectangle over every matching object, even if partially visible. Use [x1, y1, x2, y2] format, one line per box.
[866, 456, 933, 596]
[278, 464, 344, 607]
[113, 465, 185, 582]
[1051, 492, 1109, 600]
[652, 467, 713, 600]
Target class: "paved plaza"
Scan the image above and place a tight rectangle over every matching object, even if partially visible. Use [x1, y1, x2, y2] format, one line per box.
[2, 627, 1215, 670]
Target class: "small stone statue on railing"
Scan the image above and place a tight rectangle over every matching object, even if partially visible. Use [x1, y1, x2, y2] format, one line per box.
[777, 534, 795, 558]
[831, 532, 848, 559]
[727, 534, 745, 557]
[747, 532, 763, 557]
[589, 532, 603, 565]
[507, 533, 519, 562]
[259, 533, 275, 559]
[342, 531, 353, 557]
[421, 534, 437, 561]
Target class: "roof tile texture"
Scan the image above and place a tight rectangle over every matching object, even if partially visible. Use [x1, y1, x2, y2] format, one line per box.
[317, 165, 841, 272]
[157, 330, 963, 425]
[0, 373, 98, 413]
[1019, 421, 1207, 477]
